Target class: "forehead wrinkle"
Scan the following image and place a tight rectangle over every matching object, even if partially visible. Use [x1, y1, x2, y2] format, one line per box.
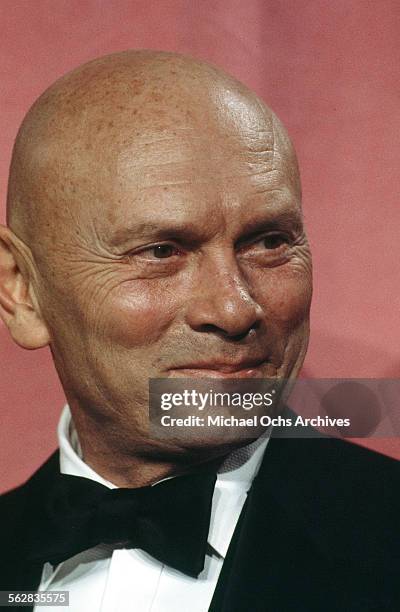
[118, 128, 277, 192]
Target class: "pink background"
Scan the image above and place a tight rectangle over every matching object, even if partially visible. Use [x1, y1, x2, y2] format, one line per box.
[1, 0, 399, 493]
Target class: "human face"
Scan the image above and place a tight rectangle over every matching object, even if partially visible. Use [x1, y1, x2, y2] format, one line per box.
[33, 102, 312, 459]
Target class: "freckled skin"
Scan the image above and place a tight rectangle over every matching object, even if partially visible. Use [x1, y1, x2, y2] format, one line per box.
[0, 51, 312, 486]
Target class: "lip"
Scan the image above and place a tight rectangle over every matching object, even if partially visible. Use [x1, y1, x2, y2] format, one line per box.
[168, 359, 267, 379]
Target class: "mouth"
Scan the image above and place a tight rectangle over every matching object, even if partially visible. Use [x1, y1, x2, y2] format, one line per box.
[167, 358, 268, 379]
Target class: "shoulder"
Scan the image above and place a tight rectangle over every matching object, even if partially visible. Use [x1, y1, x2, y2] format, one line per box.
[261, 434, 400, 509]
[258, 436, 400, 563]
[267, 417, 400, 491]
[282, 435, 399, 491]
[0, 451, 60, 529]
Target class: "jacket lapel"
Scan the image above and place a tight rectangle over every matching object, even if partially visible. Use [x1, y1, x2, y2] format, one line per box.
[209, 436, 318, 612]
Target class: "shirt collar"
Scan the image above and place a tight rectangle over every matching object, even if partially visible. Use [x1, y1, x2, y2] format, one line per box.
[58, 405, 270, 558]
[59, 405, 117, 488]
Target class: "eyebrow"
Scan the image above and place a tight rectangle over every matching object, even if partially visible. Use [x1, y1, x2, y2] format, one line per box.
[107, 204, 303, 248]
[240, 208, 303, 236]
[108, 221, 206, 248]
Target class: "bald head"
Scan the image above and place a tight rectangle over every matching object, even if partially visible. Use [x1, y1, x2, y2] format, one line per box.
[7, 50, 299, 251]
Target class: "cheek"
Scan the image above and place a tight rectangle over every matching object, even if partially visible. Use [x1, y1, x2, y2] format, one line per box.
[253, 267, 312, 330]
[103, 280, 179, 348]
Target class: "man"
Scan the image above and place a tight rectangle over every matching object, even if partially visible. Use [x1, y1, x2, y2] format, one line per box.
[0, 51, 398, 611]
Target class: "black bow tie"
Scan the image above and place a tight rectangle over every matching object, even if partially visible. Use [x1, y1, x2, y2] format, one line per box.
[27, 468, 217, 577]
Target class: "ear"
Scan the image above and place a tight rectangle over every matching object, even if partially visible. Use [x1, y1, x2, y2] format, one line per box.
[0, 225, 51, 349]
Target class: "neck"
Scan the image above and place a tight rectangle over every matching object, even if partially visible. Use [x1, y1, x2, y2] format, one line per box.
[68, 408, 232, 488]
[81, 450, 191, 487]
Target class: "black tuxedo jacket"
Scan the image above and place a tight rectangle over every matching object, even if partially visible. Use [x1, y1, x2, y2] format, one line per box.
[1, 436, 399, 611]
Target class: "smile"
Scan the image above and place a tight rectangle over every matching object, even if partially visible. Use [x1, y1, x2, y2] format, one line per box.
[167, 359, 267, 379]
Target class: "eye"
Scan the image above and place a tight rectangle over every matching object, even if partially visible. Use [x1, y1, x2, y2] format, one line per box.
[262, 233, 289, 249]
[152, 244, 177, 258]
[127, 242, 184, 262]
[238, 231, 291, 266]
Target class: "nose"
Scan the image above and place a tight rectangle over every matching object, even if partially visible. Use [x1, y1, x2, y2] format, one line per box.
[185, 252, 264, 339]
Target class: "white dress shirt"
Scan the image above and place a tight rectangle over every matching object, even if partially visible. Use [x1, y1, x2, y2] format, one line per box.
[36, 406, 269, 612]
